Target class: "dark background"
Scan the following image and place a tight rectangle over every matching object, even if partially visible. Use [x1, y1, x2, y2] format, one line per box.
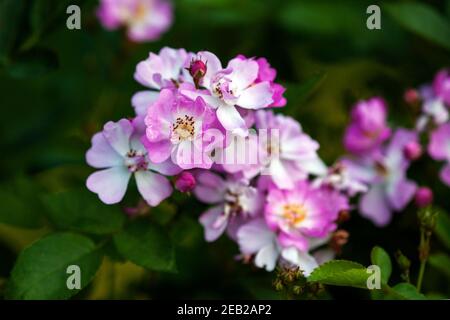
[0, 0, 449, 299]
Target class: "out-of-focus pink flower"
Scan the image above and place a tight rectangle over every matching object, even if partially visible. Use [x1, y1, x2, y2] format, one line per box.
[265, 181, 347, 252]
[175, 171, 196, 192]
[343, 97, 391, 156]
[343, 129, 418, 226]
[143, 89, 221, 170]
[313, 161, 368, 197]
[86, 118, 179, 206]
[132, 47, 193, 116]
[194, 172, 263, 242]
[181, 53, 274, 135]
[414, 187, 433, 208]
[97, 0, 173, 42]
[433, 69, 450, 106]
[416, 85, 449, 131]
[428, 123, 450, 187]
[255, 110, 326, 190]
[236, 218, 322, 276]
[404, 141, 423, 161]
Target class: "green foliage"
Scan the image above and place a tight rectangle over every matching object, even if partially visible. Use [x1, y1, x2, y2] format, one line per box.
[114, 220, 176, 272]
[386, 2, 450, 51]
[388, 283, 426, 300]
[0, 177, 45, 228]
[8, 48, 59, 78]
[435, 210, 450, 250]
[370, 246, 392, 285]
[0, 0, 26, 63]
[42, 189, 125, 235]
[5, 232, 103, 299]
[307, 260, 370, 289]
[429, 253, 450, 279]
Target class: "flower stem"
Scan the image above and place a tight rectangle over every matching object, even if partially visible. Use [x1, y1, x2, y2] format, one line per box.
[416, 229, 430, 293]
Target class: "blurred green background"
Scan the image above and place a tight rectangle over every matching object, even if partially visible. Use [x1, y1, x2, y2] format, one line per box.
[0, 0, 449, 299]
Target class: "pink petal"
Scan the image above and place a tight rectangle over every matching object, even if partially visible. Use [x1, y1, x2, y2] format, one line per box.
[193, 171, 226, 204]
[131, 90, 159, 116]
[216, 104, 248, 136]
[142, 137, 172, 163]
[360, 185, 392, 227]
[86, 167, 131, 204]
[102, 119, 133, 157]
[199, 205, 227, 242]
[135, 171, 173, 206]
[86, 132, 124, 169]
[440, 164, 450, 187]
[237, 82, 273, 110]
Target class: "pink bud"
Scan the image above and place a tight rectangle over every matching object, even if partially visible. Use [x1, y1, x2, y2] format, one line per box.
[404, 141, 422, 161]
[188, 59, 207, 80]
[175, 171, 196, 193]
[415, 187, 433, 208]
[403, 88, 420, 105]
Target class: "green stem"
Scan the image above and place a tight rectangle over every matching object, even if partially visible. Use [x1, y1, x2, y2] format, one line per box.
[416, 230, 430, 292]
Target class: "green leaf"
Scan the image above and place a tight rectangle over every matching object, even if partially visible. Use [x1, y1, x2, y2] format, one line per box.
[436, 211, 450, 250]
[429, 253, 450, 279]
[385, 2, 450, 51]
[114, 220, 176, 272]
[0, 0, 26, 64]
[6, 232, 103, 299]
[0, 177, 45, 228]
[390, 283, 426, 300]
[7, 48, 58, 78]
[308, 260, 370, 289]
[370, 246, 392, 285]
[42, 189, 125, 235]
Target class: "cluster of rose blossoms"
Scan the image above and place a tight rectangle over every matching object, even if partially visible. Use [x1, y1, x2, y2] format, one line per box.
[339, 69, 450, 227]
[84, 45, 450, 275]
[97, 0, 173, 42]
[85, 47, 356, 276]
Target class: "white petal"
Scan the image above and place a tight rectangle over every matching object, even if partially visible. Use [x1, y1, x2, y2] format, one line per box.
[86, 167, 131, 204]
[281, 247, 319, 277]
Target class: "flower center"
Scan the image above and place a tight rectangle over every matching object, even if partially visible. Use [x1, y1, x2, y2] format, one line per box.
[171, 115, 196, 143]
[124, 149, 147, 172]
[224, 191, 243, 217]
[282, 203, 307, 227]
[212, 76, 236, 101]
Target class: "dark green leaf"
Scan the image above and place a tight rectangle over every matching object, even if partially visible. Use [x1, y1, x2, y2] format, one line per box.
[114, 220, 176, 272]
[429, 253, 450, 279]
[390, 283, 426, 300]
[308, 260, 369, 289]
[42, 189, 125, 235]
[385, 2, 450, 51]
[6, 232, 103, 299]
[0, 177, 45, 228]
[8, 48, 58, 78]
[370, 246, 392, 284]
[0, 0, 26, 63]
[436, 210, 450, 250]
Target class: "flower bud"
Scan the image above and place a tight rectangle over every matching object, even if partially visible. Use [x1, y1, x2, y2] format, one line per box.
[395, 250, 411, 271]
[414, 187, 433, 208]
[188, 59, 207, 88]
[403, 88, 420, 105]
[418, 206, 438, 233]
[175, 171, 196, 193]
[404, 141, 423, 161]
